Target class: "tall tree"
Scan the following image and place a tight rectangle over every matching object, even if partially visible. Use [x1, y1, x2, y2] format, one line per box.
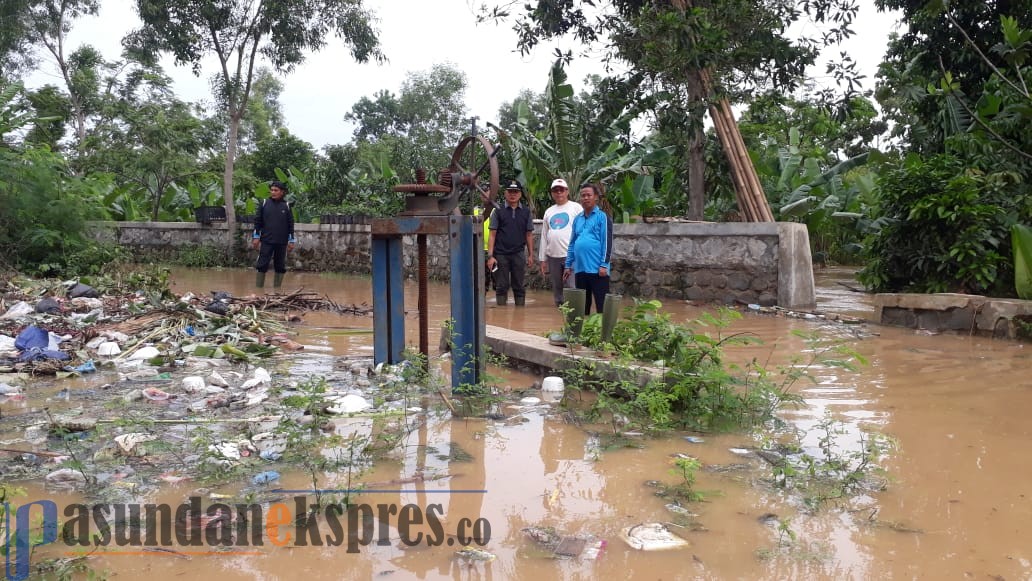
[481, 0, 861, 219]
[127, 0, 383, 245]
[874, 0, 1032, 152]
[236, 68, 285, 154]
[23, 0, 101, 150]
[0, 0, 37, 76]
[346, 63, 469, 180]
[79, 59, 221, 221]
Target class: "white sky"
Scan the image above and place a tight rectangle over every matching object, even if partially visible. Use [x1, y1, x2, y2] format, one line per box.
[25, 0, 903, 150]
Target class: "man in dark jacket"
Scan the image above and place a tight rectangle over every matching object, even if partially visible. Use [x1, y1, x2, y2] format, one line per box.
[486, 180, 535, 306]
[252, 181, 295, 288]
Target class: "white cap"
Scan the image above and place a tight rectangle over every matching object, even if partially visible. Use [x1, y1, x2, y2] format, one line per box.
[550, 178, 568, 190]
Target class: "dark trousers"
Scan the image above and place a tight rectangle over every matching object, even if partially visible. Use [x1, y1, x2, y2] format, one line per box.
[494, 250, 526, 299]
[256, 243, 287, 273]
[575, 272, 610, 314]
[546, 256, 571, 306]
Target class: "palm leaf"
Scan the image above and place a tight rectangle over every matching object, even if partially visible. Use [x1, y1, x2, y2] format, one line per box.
[1012, 224, 1032, 299]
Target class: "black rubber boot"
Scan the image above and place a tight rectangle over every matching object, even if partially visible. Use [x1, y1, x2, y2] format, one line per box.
[496, 294, 507, 306]
[255, 272, 266, 288]
[273, 272, 284, 288]
[514, 296, 525, 306]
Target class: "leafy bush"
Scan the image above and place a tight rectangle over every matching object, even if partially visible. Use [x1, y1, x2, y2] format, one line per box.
[568, 301, 862, 431]
[858, 154, 1022, 295]
[177, 244, 223, 268]
[0, 146, 115, 276]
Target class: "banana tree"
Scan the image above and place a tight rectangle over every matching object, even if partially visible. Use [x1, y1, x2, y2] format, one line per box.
[756, 126, 883, 260]
[489, 59, 671, 218]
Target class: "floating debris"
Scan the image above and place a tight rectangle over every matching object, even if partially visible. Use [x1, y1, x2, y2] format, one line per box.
[620, 523, 689, 551]
[454, 547, 496, 562]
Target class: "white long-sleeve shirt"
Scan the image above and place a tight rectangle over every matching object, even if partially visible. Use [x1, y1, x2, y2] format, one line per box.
[538, 201, 583, 261]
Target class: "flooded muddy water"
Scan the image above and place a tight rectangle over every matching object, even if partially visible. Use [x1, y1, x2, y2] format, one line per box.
[9, 266, 1032, 580]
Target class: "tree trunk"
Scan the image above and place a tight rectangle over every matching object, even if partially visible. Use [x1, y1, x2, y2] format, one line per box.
[687, 126, 706, 220]
[223, 112, 240, 252]
[685, 69, 707, 221]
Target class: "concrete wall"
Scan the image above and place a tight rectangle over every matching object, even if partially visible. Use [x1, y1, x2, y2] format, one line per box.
[94, 220, 816, 308]
[874, 293, 1032, 339]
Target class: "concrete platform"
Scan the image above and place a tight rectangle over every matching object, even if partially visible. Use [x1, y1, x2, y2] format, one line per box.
[485, 325, 664, 384]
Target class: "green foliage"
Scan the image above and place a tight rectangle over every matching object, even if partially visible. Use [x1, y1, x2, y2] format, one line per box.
[490, 60, 671, 218]
[874, 0, 1032, 153]
[129, 0, 384, 233]
[0, 84, 120, 275]
[567, 301, 863, 432]
[668, 456, 705, 502]
[177, 244, 223, 268]
[1012, 224, 1032, 299]
[345, 64, 468, 183]
[858, 154, 1021, 295]
[767, 416, 896, 510]
[245, 127, 316, 182]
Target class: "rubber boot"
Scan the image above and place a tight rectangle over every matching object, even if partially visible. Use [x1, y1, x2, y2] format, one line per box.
[601, 293, 622, 343]
[496, 294, 508, 306]
[514, 296, 525, 306]
[273, 272, 284, 288]
[255, 271, 266, 288]
[562, 288, 587, 338]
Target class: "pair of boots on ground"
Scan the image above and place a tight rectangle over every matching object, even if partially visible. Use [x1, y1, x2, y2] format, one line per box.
[255, 271, 284, 288]
[496, 294, 525, 306]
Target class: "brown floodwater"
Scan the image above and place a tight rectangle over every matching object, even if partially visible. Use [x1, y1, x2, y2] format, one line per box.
[8, 266, 1032, 580]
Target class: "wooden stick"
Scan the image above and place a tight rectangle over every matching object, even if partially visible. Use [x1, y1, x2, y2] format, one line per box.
[0, 447, 67, 457]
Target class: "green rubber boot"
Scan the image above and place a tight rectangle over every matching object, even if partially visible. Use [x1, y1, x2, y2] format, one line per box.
[601, 293, 622, 343]
[273, 272, 284, 288]
[562, 288, 587, 338]
[255, 271, 266, 288]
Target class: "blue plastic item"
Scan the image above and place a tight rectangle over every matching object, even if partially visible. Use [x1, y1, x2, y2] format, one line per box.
[252, 471, 280, 485]
[15, 326, 69, 362]
[72, 360, 96, 373]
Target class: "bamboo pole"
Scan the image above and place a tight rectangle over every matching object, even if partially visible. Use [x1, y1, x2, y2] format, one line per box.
[708, 101, 754, 220]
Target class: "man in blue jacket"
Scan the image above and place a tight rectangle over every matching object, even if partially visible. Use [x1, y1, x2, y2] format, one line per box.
[252, 181, 295, 288]
[563, 183, 613, 314]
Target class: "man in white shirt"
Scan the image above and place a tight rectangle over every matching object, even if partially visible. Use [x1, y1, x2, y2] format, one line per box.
[538, 178, 583, 307]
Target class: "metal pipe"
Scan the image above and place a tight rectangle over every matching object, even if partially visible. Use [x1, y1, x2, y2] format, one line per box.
[418, 233, 429, 360]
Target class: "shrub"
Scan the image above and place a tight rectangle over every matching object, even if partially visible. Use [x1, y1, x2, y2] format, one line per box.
[859, 154, 1021, 295]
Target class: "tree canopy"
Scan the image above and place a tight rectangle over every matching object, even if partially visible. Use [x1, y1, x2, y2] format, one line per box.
[127, 0, 384, 245]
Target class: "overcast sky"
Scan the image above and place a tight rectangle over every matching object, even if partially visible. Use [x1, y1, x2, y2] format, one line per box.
[25, 0, 902, 150]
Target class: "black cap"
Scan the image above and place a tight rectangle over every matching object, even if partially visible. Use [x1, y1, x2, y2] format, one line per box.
[270, 180, 288, 192]
[504, 179, 523, 193]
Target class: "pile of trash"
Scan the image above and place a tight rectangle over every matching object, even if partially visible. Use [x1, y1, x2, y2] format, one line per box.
[0, 276, 417, 500]
[0, 279, 329, 378]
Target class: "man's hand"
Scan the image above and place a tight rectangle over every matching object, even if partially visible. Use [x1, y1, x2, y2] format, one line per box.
[526, 254, 534, 269]
[562, 267, 572, 282]
[287, 242, 295, 253]
[599, 266, 608, 278]
[540, 260, 548, 275]
[487, 256, 497, 271]
[251, 239, 260, 250]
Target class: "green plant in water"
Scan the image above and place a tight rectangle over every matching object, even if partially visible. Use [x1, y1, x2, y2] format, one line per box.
[768, 416, 896, 511]
[669, 456, 705, 502]
[562, 301, 865, 433]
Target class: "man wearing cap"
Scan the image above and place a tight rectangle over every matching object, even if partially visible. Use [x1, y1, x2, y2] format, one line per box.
[252, 180, 295, 288]
[538, 178, 583, 307]
[564, 183, 613, 314]
[486, 180, 535, 306]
